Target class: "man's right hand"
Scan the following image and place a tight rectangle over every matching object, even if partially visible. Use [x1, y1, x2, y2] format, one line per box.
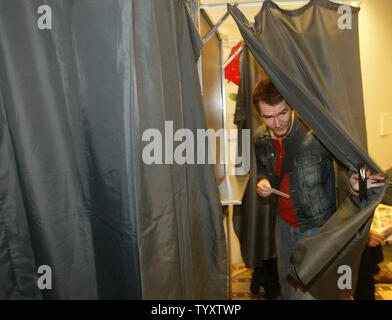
[257, 179, 273, 198]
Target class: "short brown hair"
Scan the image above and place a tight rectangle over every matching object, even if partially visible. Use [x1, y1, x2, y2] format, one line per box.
[252, 79, 283, 111]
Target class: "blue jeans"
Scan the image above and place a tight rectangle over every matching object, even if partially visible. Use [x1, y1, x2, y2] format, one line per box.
[275, 214, 321, 300]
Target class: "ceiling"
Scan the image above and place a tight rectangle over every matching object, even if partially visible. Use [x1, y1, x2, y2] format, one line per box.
[199, 0, 361, 44]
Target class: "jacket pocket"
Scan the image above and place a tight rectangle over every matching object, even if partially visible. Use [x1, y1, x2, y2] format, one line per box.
[295, 153, 322, 188]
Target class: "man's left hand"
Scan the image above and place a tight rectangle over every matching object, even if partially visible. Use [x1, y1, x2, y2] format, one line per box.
[349, 171, 385, 197]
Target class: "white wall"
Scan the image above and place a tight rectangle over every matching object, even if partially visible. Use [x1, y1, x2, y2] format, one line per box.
[359, 0, 392, 171]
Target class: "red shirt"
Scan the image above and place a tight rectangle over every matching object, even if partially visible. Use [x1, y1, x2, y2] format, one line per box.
[272, 138, 324, 228]
[272, 138, 299, 227]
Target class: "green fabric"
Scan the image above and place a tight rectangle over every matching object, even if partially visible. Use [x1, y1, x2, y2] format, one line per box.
[233, 47, 276, 267]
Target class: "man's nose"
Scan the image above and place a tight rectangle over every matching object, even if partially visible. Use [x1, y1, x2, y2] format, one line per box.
[274, 117, 281, 128]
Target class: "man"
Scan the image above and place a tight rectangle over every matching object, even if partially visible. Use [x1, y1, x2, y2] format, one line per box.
[253, 79, 385, 300]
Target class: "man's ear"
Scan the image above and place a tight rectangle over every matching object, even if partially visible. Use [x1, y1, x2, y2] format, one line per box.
[255, 108, 264, 124]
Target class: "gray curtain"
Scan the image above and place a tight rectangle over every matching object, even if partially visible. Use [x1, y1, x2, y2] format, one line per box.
[0, 0, 226, 299]
[233, 47, 277, 267]
[229, 0, 386, 299]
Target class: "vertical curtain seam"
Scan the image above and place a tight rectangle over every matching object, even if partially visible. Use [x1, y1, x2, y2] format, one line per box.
[0, 85, 40, 299]
[172, 0, 193, 299]
[129, 0, 144, 300]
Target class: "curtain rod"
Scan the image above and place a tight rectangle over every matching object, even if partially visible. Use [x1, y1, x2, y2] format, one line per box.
[200, 0, 362, 9]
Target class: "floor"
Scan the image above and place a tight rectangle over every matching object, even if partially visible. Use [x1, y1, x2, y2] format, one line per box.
[230, 264, 270, 300]
[230, 243, 392, 300]
[375, 243, 392, 300]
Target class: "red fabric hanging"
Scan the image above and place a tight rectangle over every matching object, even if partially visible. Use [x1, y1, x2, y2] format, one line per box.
[224, 41, 243, 86]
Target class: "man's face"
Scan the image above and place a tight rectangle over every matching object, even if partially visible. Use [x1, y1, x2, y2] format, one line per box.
[257, 99, 293, 138]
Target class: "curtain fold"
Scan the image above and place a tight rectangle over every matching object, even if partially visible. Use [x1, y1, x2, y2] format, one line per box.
[229, 0, 386, 299]
[132, 0, 226, 299]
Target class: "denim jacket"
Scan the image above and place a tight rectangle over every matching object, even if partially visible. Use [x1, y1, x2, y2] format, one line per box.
[254, 116, 336, 232]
